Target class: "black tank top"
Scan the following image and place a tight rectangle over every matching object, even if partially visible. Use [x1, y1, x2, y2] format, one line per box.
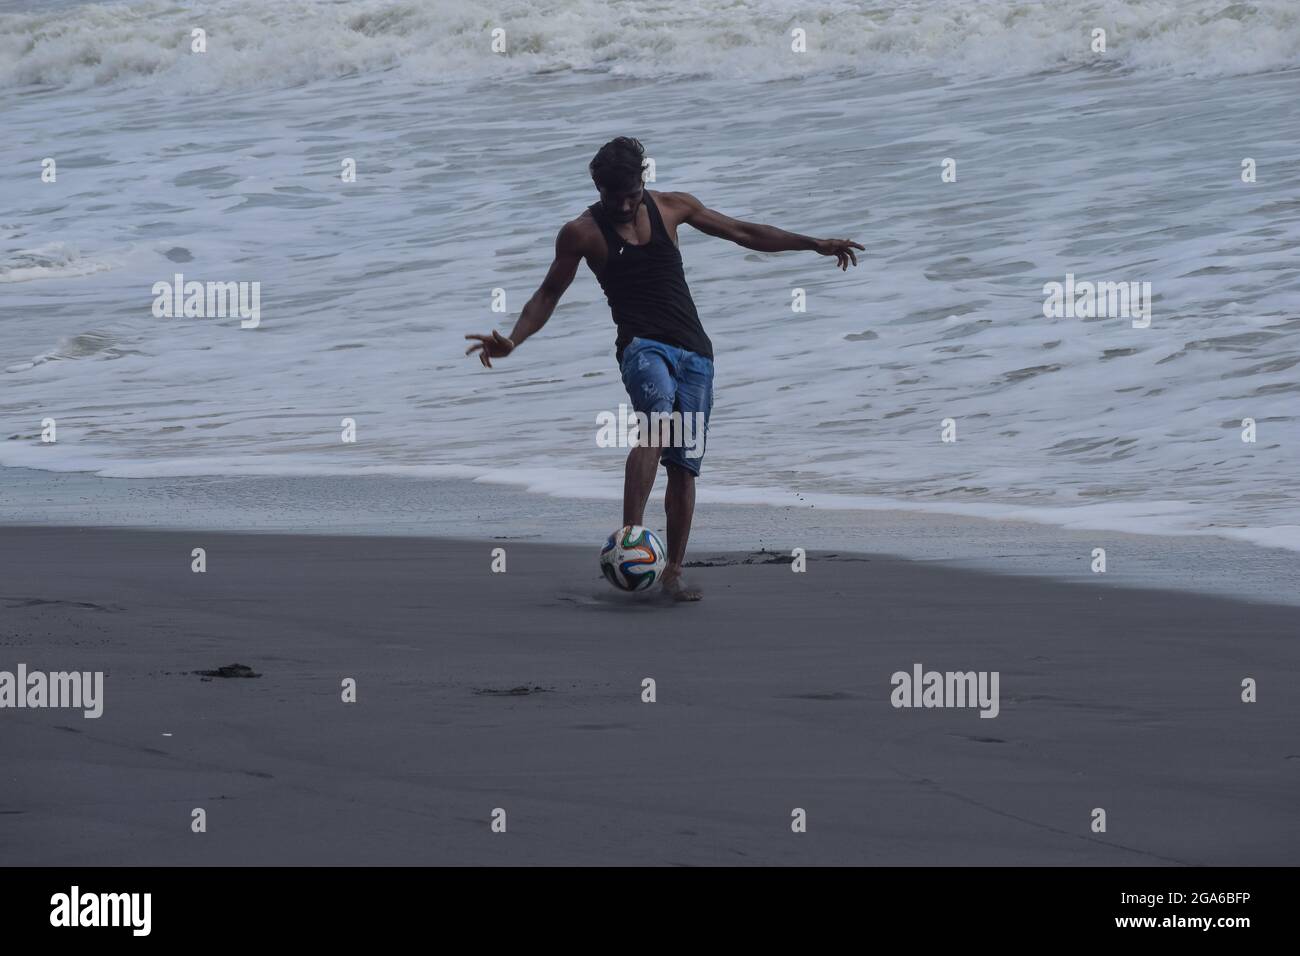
[588, 192, 714, 362]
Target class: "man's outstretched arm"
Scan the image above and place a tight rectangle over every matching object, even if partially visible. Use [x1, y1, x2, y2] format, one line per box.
[674, 191, 863, 270]
[465, 222, 583, 367]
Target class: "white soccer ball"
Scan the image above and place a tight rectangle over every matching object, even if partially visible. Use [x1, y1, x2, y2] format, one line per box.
[599, 525, 667, 591]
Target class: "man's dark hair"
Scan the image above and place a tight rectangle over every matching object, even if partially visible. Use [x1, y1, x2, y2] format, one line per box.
[589, 137, 646, 191]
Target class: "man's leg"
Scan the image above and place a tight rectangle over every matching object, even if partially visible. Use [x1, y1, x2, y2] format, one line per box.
[623, 443, 661, 526]
[619, 339, 677, 527]
[659, 463, 702, 601]
[657, 349, 712, 602]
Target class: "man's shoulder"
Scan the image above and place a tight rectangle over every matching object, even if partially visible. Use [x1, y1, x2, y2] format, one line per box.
[649, 189, 690, 207]
[558, 210, 602, 250]
[648, 190, 700, 225]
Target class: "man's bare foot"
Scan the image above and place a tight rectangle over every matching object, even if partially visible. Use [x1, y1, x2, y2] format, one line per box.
[660, 564, 702, 601]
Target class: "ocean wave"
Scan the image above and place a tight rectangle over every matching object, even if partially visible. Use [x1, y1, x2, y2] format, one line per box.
[2, 0, 1298, 92]
[3, 329, 136, 374]
[0, 243, 112, 283]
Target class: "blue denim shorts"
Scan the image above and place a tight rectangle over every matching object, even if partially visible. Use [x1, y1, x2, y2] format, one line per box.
[619, 336, 714, 476]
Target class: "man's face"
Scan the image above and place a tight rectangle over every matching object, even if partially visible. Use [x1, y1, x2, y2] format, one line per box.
[599, 181, 644, 224]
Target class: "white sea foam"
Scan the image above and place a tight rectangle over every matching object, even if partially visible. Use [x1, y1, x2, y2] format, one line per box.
[0, 243, 112, 283]
[1, 0, 1299, 93]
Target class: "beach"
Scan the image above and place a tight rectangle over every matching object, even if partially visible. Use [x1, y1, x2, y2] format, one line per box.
[2, 0, 1298, 871]
[3, 521, 1297, 866]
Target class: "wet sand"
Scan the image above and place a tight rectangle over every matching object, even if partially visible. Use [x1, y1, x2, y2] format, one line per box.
[1, 526, 1297, 865]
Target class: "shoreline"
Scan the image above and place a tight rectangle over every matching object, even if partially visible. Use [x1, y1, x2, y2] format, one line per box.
[1, 465, 1297, 607]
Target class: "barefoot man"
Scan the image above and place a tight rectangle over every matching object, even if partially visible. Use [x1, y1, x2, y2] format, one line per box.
[466, 137, 862, 600]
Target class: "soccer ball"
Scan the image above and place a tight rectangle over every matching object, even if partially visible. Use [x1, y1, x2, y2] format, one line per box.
[600, 525, 667, 591]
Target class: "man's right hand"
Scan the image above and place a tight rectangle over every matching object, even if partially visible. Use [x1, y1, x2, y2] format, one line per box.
[464, 330, 515, 368]
[814, 238, 864, 270]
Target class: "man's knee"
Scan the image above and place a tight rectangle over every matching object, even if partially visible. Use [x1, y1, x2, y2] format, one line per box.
[665, 462, 696, 485]
[627, 443, 661, 474]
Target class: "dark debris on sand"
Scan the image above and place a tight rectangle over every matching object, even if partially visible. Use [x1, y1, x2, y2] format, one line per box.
[686, 549, 873, 568]
[194, 663, 262, 680]
[473, 685, 549, 696]
[686, 549, 794, 567]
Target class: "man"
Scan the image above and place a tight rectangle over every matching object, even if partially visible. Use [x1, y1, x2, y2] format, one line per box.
[466, 137, 862, 600]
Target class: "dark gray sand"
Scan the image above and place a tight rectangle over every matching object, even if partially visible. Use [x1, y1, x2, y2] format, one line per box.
[1, 526, 1296, 865]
